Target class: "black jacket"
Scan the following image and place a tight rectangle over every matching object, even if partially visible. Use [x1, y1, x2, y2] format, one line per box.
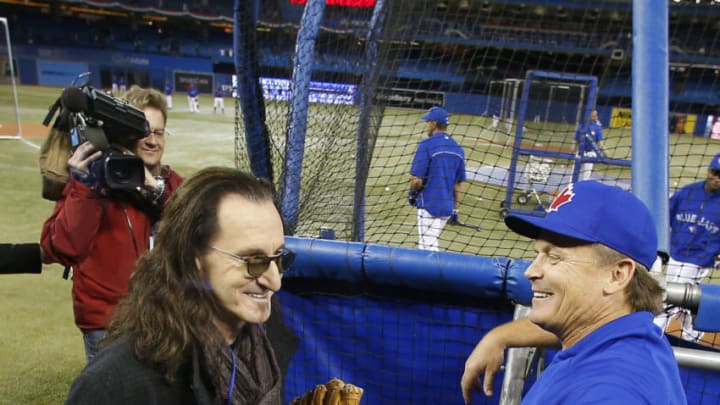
[65, 309, 299, 405]
[65, 338, 215, 405]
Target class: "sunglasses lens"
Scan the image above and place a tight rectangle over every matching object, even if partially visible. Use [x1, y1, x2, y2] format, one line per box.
[244, 250, 296, 276]
[280, 250, 296, 273]
[246, 258, 269, 277]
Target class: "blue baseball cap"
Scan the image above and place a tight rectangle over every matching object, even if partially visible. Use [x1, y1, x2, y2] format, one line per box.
[421, 106, 449, 125]
[504, 181, 658, 269]
[709, 153, 720, 170]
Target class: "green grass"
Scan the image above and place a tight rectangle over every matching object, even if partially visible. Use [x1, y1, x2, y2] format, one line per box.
[0, 86, 241, 404]
[1, 84, 719, 403]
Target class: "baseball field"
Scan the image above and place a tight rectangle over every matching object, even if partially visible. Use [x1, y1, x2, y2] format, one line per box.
[1, 83, 719, 403]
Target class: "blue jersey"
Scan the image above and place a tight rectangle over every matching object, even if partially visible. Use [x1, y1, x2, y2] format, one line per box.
[522, 312, 685, 405]
[187, 86, 199, 97]
[214, 87, 223, 98]
[164, 83, 172, 95]
[574, 121, 603, 155]
[669, 180, 720, 267]
[410, 132, 466, 217]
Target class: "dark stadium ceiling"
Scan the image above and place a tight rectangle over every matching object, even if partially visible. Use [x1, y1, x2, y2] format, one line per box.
[1, 0, 720, 20]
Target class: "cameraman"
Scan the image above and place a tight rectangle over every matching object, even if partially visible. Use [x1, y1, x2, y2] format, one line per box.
[41, 86, 183, 363]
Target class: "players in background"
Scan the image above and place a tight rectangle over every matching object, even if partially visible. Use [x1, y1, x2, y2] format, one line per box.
[118, 74, 127, 93]
[491, 106, 500, 130]
[41, 86, 184, 363]
[654, 152, 720, 342]
[460, 181, 685, 404]
[409, 106, 466, 251]
[573, 109, 604, 181]
[213, 85, 225, 114]
[65, 167, 293, 404]
[164, 80, 173, 110]
[111, 74, 118, 95]
[187, 83, 200, 113]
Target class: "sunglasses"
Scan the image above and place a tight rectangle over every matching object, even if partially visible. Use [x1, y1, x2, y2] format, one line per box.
[209, 246, 296, 277]
[146, 128, 166, 137]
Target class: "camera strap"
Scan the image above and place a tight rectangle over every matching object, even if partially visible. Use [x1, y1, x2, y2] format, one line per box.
[42, 97, 62, 127]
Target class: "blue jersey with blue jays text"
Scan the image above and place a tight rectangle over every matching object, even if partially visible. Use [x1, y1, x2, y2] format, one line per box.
[522, 312, 686, 405]
[574, 121, 603, 155]
[410, 132, 466, 217]
[670, 180, 720, 267]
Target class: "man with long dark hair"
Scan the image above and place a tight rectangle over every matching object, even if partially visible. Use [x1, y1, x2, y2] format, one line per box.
[65, 167, 294, 404]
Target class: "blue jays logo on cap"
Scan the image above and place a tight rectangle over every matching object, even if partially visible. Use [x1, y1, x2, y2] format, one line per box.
[505, 181, 658, 270]
[548, 184, 575, 212]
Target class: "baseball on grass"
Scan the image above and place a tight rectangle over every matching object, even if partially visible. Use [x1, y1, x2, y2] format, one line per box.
[385, 187, 390, 191]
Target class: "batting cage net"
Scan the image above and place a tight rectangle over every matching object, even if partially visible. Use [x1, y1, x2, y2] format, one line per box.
[231, 1, 720, 403]
[236, 1, 720, 270]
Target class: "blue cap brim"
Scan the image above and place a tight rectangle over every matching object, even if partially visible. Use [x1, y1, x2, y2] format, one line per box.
[505, 213, 664, 268]
[505, 213, 598, 245]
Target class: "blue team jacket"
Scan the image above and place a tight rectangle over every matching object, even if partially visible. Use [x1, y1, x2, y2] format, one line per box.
[409, 132, 466, 217]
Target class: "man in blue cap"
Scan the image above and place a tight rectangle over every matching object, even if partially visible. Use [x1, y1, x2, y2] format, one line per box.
[460, 181, 685, 404]
[654, 152, 720, 342]
[409, 106, 466, 251]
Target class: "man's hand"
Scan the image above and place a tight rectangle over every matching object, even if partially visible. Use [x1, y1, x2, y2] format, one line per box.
[409, 175, 424, 192]
[461, 332, 506, 404]
[68, 142, 102, 175]
[143, 167, 159, 190]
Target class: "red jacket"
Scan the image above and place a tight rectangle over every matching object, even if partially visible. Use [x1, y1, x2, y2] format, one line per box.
[41, 167, 183, 332]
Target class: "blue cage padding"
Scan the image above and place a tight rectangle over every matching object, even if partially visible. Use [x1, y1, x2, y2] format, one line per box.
[697, 284, 720, 333]
[279, 237, 720, 404]
[284, 237, 534, 305]
[278, 290, 515, 404]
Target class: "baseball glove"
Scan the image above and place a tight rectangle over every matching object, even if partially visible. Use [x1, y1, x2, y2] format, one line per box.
[290, 378, 364, 405]
[408, 189, 419, 207]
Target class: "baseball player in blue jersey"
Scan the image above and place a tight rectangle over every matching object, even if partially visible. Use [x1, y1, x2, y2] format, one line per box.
[213, 86, 225, 114]
[164, 80, 173, 110]
[118, 75, 127, 93]
[654, 152, 720, 342]
[461, 181, 685, 405]
[187, 83, 199, 113]
[573, 109, 604, 180]
[409, 107, 466, 251]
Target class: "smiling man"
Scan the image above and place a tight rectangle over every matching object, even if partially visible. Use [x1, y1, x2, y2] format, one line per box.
[41, 86, 183, 363]
[460, 181, 686, 405]
[65, 167, 294, 405]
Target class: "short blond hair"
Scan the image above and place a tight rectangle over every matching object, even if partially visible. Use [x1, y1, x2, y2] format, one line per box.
[122, 85, 168, 125]
[593, 243, 663, 314]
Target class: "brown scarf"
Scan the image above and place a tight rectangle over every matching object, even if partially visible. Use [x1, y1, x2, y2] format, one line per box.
[202, 324, 282, 405]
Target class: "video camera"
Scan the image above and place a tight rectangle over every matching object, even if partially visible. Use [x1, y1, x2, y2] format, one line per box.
[44, 84, 149, 192]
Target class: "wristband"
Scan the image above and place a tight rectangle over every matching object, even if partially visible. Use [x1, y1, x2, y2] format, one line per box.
[152, 177, 166, 203]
